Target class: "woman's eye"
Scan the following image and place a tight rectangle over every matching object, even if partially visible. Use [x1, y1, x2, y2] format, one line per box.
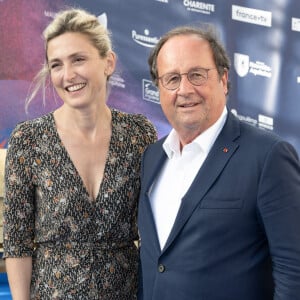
[74, 57, 85, 63]
[50, 63, 60, 69]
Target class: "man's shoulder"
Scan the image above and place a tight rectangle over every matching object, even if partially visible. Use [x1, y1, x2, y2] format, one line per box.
[228, 111, 282, 145]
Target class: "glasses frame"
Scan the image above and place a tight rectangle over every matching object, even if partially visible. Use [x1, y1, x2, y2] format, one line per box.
[158, 67, 216, 90]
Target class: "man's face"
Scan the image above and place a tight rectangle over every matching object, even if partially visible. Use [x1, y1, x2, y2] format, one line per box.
[156, 34, 228, 144]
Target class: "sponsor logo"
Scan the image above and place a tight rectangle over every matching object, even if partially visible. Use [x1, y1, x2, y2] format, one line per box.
[183, 0, 215, 15]
[231, 109, 258, 127]
[231, 109, 274, 131]
[132, 29, 160, 48]
[292, 17, 300, 32]
[234, 53, 272, 78]
[97, 13, 107, 28]
[110, 73, 125, 89]
[44, 10, 56, 18]
[232, 5, 272, 27]
[234, 53, 249, 77]
[249, 61, 272, 78]
[258, 114, 273, 130]
[142, 79, 160, 104]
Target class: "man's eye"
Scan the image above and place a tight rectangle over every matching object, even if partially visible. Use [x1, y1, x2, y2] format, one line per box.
[190, 71, 205, 79]
[166, 74, 179, 84]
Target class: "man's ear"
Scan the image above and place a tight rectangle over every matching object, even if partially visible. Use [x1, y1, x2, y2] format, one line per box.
[221, 68, 229, 95]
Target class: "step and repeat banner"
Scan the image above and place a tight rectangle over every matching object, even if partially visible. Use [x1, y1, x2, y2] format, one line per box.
[1, 0, 300, 153]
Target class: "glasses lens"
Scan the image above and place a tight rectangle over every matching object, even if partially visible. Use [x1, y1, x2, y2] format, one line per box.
[188, 69, 207, 85]
[160, 68, 210, 90]
[162, 73, 181, 90]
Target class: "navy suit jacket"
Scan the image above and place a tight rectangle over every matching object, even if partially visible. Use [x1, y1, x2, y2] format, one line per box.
[138, 111, 300, 300]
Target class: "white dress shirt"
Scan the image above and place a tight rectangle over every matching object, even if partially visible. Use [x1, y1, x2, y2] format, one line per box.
[150, 107, 228, 249]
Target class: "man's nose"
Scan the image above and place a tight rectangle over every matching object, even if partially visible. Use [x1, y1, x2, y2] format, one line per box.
[177, 74, 194, 93]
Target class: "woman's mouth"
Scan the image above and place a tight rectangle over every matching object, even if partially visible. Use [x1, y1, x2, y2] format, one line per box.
[65, 83, 86, 92]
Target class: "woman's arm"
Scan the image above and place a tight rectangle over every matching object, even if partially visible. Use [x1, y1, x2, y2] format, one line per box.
[3, 124, 35, 300]
[5, 257, 32, 300]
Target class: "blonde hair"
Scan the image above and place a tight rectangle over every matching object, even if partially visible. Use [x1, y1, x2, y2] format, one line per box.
[26, 8, 113, 112]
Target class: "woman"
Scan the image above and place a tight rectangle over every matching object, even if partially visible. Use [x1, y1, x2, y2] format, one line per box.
[3, 8, 157, 300]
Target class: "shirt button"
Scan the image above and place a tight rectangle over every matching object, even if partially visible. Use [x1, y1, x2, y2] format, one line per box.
[158, 264, 165, 273]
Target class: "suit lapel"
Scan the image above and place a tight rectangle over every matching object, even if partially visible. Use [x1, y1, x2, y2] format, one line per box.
[162, 112, 241, 253]
[140, 139, 168, 254]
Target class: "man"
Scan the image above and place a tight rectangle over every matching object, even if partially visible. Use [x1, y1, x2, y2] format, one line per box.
[138, 25, 300, 300]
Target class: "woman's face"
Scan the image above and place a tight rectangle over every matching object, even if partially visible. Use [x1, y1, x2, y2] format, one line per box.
[47, 31, 115, 110]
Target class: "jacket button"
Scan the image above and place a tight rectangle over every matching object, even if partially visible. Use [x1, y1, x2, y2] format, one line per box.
[158, 264, 165, 273]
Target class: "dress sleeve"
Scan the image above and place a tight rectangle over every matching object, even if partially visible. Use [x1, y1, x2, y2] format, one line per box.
[133, 114, 158, 147]
[3, 124, 35, 258]
[258, 140, 300, 298]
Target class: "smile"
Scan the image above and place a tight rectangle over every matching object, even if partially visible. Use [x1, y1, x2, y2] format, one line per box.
[180, 103, 197, 107]
[65, 83, 86, 92]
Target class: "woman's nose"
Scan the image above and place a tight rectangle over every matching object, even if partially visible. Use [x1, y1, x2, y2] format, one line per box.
[64, 65, 76, 81]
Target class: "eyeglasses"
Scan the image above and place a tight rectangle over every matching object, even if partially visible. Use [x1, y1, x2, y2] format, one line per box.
[158, 67, 216, 90]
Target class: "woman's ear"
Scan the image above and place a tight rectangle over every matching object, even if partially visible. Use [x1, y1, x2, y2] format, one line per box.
[105, 51, 116, 76]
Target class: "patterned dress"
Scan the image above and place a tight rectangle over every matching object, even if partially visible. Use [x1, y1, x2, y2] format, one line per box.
[3, 109, 157, 300]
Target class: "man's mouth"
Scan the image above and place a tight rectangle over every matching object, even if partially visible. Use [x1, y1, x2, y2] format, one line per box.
[179, 103, 197, 108]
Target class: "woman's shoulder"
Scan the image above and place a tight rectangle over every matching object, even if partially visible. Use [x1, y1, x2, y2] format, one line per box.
[112, 109, 157, 141]
[14, 112, 53, 130]
[9, 112, 54, 144]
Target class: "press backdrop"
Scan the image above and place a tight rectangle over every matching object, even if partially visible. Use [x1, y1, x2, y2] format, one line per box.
[1, 0, 299, 153]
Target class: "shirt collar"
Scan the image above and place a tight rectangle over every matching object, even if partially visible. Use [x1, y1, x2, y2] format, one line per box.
[163, 106, 228, 159]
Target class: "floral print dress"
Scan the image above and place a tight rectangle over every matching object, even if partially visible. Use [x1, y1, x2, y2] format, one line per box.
[3, 109, 157, 299]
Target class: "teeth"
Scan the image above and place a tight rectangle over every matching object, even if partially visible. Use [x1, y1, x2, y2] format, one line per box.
[67, 83, 86, 92]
